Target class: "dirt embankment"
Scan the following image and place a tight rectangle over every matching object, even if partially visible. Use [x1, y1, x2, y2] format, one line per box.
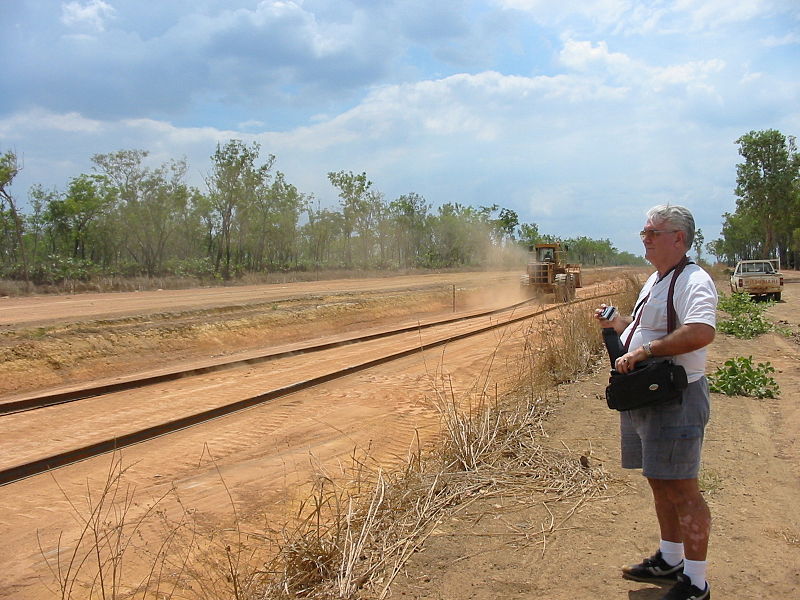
[0, 274, 524, 397]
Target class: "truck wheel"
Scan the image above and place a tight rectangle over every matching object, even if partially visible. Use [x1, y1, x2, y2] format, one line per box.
[553, 273, 575, 302]
[554, 274, 570, 302]
[774, 292, 782, 301]
[566, 274, 577, 300]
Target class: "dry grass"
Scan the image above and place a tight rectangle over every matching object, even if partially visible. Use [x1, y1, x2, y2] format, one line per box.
[39, 455, 193, 600]
[42, 275, 642, 599]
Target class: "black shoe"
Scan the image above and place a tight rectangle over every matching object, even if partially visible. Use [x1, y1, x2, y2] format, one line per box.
[661, 574, 710, 599]
[622, 550, 683, 584]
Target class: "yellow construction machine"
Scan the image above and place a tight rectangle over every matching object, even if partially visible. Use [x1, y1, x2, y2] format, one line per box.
[520, 242, 582, 301]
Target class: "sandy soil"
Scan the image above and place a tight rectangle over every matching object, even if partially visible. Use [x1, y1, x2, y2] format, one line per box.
[0, 269, 797, 599]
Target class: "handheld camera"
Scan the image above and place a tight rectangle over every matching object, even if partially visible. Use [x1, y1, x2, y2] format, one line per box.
[599, 305, 617, 321]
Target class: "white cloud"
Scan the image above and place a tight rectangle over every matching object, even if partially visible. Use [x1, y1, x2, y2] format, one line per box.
[762, 32, 800, 47]
[61, 0, 116, 31]
[650, 59, 725, 92]
[672, 0, 767, 30]
[558, 39, 633, 73]
[558, 39, 725, 98]
[495, 0, 631, 28]
[0, 108, 105, 135]
[496, 0, 780, 34]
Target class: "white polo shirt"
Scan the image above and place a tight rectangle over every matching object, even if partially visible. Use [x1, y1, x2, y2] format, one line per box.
[622, 263, 718, 383]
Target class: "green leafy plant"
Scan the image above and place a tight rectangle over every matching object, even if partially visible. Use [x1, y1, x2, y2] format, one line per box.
[717, 292, 774, 339]
[717, 312, 773, 339]
[708, 356, 780, 398]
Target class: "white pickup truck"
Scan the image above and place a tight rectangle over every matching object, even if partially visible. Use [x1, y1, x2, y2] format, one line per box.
[729, 259, 784, 301]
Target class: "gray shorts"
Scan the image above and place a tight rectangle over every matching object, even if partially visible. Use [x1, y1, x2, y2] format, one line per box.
[620, 377, 710, 480]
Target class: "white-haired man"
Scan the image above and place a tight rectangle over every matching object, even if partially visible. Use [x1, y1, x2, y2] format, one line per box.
[596, 204, 717, 600]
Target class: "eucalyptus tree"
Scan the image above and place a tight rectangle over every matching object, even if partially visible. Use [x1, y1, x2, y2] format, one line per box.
[492, 207, 519, 246]
[563, 236, 612, 265]
[92, 149, 191, 276]
[734, 129, 800, 264]
[252, 172, 306, 271]
[692, 228, 705, 262]
[354, 189, 387, 267]
[301, 202, 344, 268]
[25, 184, 55, 273]
[206, 140, 275, 278]
[327, 170, 372, 268]
[431, 203, 487, 267]
[718, 211, 760, 263]
[60, 174, 116, 260]
[705, 239, 725, 264]
[389, 192, 431, 268]
[0, 151, 27, 277]
[517, 222, 541, 249]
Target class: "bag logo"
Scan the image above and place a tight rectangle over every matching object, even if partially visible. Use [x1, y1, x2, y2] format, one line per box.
[649, 384, 660, 391]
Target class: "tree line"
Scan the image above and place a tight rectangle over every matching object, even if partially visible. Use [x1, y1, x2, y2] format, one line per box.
[707, 129, 800, 268]
[0, 140, 642, 285]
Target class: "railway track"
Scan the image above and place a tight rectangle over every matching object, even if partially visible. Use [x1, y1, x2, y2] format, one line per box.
[0, 289, 619, 486]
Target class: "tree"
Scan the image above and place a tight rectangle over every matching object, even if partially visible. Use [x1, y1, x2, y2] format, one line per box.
[430, 203, 487, 267]
[518, 222, 541, 249]
[718, 211, 760, 263]
[62, 174, 115, 259]
[564, 237, 617, 266]
[734, 129, 800, 265]
[389, 192, 431, 268]
[327, 171, 373, 268]
[0, 151, 28, 278]
[93, 150, 191, 276]
[206, 140, 275, 278]
[693, 228, 704, 262]
[705, 239, 725, 264]
[302, 202, 344, 268]
[491, 207, 519, 246]
[252, 171, 306, 270]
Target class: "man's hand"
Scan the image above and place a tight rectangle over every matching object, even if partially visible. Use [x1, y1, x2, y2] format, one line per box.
[594, 303, 631, 334]
[613, 323, 715, 374]
[594, 304, 616, 327]
[614, 347, 647, 373]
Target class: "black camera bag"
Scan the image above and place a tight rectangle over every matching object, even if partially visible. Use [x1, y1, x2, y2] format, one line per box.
[606, 360, 687, 411]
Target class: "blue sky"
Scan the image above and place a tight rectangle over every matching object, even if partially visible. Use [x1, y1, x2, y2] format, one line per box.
[1, 0, 798, 255]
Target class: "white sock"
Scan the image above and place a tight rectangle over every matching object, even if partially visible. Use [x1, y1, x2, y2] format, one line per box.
[659, 539, 684, 567]
[683, 559, 707, 590]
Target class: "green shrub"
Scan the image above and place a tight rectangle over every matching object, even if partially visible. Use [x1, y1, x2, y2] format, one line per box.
[717, 291, 757, 315]
[717, 292, 774, 339]
[709, 356, 780, 398]
[717, 313, 773, 339]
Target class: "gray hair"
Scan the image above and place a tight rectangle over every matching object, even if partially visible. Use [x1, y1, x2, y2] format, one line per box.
[647, 204, 695, 249]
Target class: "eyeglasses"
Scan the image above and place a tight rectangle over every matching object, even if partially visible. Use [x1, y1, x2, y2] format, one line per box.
[639, 229, 679, 240]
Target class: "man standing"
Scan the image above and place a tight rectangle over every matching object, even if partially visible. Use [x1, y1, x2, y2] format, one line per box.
[596, 204, 718, 599]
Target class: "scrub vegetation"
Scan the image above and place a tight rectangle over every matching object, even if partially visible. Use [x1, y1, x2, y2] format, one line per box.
[0, 145, 641, 294]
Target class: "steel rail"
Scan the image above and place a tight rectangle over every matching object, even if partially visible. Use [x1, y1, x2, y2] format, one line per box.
[0, 290, 621, 486]
[0, 297, 539, 416]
